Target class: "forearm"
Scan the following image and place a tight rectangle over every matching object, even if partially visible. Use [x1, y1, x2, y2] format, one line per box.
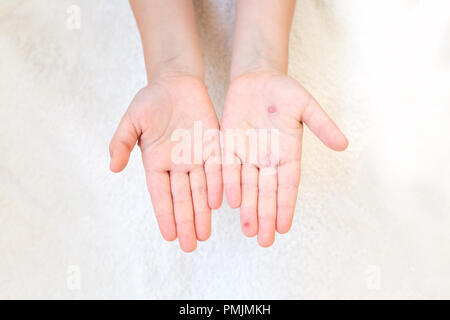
[130, 0, 204, 82]
[230, 0, 296, 80]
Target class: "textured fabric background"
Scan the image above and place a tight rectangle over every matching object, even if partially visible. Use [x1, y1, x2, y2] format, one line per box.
[0, 0, 449, 299]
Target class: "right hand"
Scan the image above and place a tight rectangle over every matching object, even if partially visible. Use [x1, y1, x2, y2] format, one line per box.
[109, 74, 223, 252]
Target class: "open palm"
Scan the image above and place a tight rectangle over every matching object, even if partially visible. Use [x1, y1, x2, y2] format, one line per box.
[221, 72, 348, 247]
[109, 75, 222, 252]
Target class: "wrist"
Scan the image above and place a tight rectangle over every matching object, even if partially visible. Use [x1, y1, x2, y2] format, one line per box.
[230, 0, 295, 81]
[130, 0, 205, 83]
[146, 54, 205, 83]
[230, 55, 287, 81]
[229, 21, 290, 80]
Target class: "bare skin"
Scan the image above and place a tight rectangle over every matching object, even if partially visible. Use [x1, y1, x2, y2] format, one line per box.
[110, 0, 347, 251]
[222, 72, 347, 247]
[109, 1, 222, 252]
[221, 0, 348, 247]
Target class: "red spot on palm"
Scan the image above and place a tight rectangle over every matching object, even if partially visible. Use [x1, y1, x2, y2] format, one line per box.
[267, 105, 277, 114]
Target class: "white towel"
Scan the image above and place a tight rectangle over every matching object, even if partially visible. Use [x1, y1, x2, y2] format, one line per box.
[0, 0, 449, 299]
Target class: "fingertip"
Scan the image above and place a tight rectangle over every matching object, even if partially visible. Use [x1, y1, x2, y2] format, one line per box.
[205, 163, 224, 210]
[336, 135, 349, 152]
[197, 228, 211, 242]
[194, 210, 212, 242]
[241, 212, 257, 237]
[109, 146, 118, 172]
[207, 184, 223, 209]
[159, 220, 177, 243]
[257, 235, 275, 248]
[243, 229, 257, 238]
[162, 231, 177, 242]
[323, 127, 349, 152]
[276, 222, 292, 234]
[276, 206, 295, 234]
[222, 159, 241, 208]
[225, 187, 241, 208]
[109, 162, 118, 173]
[109, 156, 128, 173]
[276, 207, 293, 233]
[110, 112, 137, 173]
[329, 131, 349, 152]
[180, 240, 197, 253]
[109, 143, 132, 173]
[301, 94, 349, 152]
[208, 195, 223, 210]
[110, 161, 122, 173]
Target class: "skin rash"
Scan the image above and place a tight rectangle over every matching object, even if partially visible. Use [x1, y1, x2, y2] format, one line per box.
[267, 105, 277, 114]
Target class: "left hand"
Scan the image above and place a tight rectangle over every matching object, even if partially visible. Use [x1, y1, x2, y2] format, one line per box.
[221, 72, 348, 247]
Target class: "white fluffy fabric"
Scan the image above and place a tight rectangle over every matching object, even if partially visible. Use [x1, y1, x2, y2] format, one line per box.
[1, 0, 449, 299]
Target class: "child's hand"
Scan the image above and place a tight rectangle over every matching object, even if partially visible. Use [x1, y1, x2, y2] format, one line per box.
[109, 74, 222, 252]
[221, 72, 348, 247]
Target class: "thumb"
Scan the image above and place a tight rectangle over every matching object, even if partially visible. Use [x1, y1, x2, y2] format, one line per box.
[109, 112, 139, 173]
[300, 92, 348, 151]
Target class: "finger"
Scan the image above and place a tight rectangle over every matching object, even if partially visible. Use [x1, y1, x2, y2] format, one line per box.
[203, 128, 223, 209]
[301, 93, 348, 151]
[257, 167, 277, 247]
[222, 155, 241, 208]
[189, 168, 211, 241]
[240, 164, 258, 237]
[276, 161, 301, 234]
[109, 112, 139, 172]
[205, 159, 223, 210]
[145, 171, 176, 241]
[170, 172, 197, 252]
